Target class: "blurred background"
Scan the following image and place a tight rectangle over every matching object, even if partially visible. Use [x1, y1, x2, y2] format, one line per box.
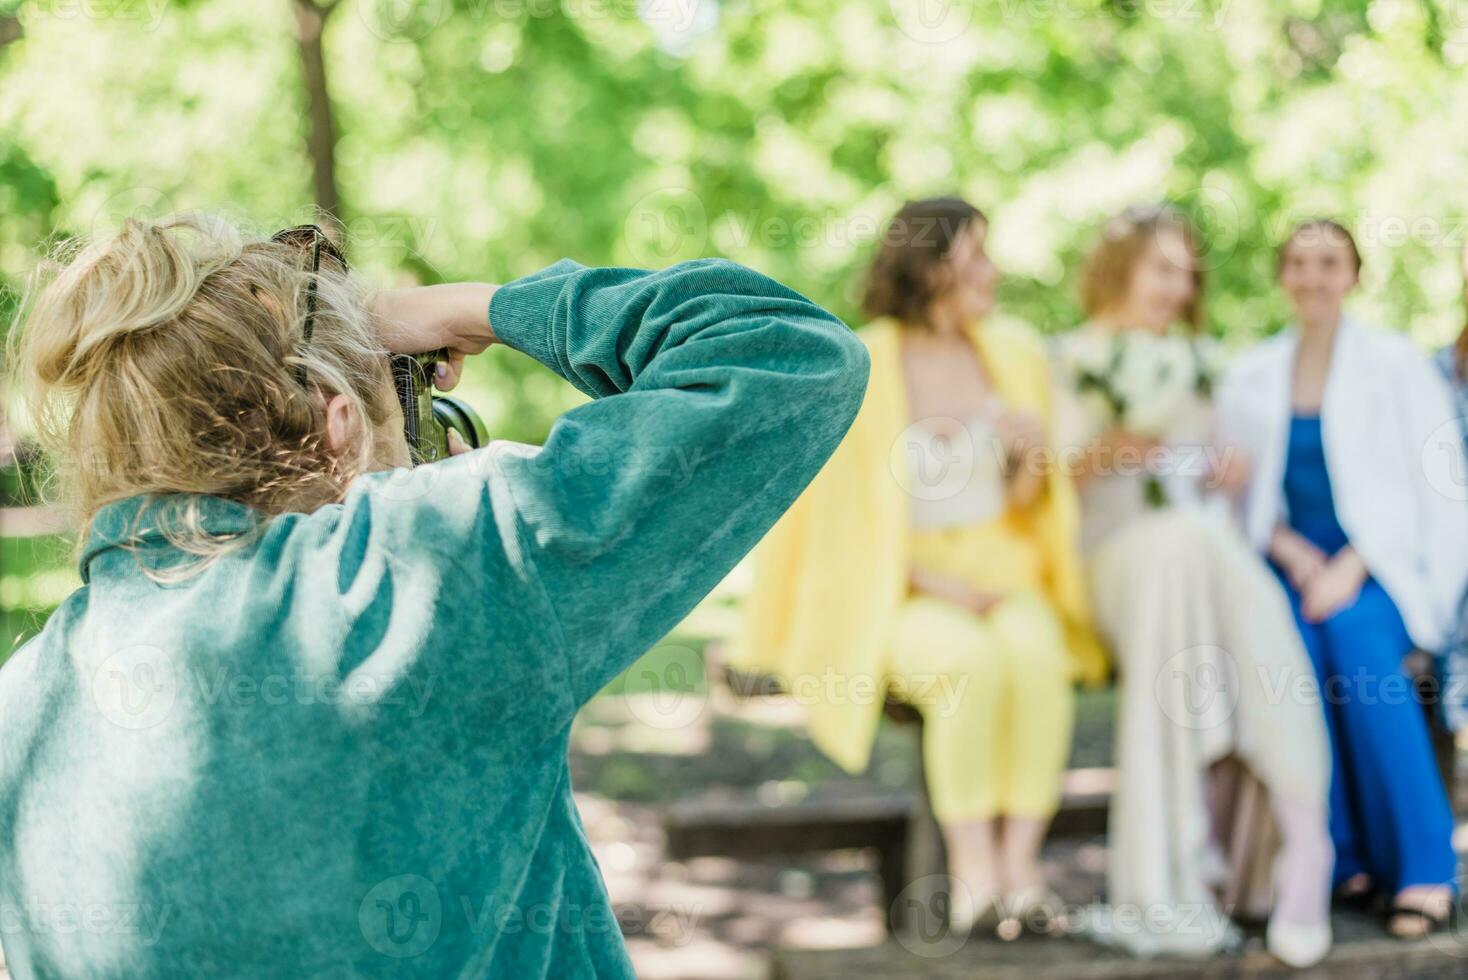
[3, 1, 1468, 977]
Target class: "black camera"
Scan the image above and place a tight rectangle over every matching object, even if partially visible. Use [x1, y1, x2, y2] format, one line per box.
[390, 349, 489, 464]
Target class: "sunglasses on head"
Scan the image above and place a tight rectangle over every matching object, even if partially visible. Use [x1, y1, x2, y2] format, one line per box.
[271, 225, 347, 382]
[270, 224, 487, 464]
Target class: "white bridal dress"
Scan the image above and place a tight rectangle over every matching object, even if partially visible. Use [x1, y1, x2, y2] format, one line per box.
[1053, 371, 1334, 964]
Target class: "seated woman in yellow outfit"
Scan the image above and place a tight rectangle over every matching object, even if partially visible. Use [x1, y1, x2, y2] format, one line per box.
[729, 197, 1106, 935]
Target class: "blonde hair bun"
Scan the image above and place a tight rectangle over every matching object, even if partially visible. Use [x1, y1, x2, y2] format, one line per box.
[7, 212, 396, 556]
[26, 215, 244, 390]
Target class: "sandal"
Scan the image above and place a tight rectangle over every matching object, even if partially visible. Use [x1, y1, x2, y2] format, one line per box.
[1333, 874, 1376, 912]
[997, 886, 1069, 940]
[948, 889, 1002, 934]
[1385, 897, 1455, 940]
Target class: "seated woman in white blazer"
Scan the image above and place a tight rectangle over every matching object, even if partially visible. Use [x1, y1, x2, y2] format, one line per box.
[1217, 219, 1468, 940]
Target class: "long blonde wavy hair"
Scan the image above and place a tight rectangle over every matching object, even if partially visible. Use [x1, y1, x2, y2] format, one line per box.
[6, 212, 399, 562]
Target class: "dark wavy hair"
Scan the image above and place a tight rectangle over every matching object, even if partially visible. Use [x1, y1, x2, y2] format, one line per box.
[860, 197, 986, 330]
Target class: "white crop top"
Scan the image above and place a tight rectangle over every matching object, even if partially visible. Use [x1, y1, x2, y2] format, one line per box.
[892, 408, 1009, 529]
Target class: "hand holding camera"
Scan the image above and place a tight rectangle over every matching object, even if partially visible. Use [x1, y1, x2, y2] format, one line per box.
[372, 282, 501, 391]
[372, 283, 501, 463]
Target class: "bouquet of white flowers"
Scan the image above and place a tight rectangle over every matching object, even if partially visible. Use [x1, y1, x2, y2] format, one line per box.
[1055, 327, 1225, 506]
[1056, 328, 1222, 438]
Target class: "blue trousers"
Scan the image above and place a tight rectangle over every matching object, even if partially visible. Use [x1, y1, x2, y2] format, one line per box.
[1275, 572, 1458, 892]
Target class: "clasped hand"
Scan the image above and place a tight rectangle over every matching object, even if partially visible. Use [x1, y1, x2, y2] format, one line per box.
[1270, 527, 1369, 623]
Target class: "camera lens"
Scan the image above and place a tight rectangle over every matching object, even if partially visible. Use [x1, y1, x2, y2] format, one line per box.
[431, 396, 489, 451]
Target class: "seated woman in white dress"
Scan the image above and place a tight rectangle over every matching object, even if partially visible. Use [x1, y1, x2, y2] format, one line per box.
[1053, 205, 1334, 967]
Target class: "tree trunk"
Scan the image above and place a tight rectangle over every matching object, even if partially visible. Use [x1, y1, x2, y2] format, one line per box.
[291, 0, 342, 230]
[0, 14, 23, 50]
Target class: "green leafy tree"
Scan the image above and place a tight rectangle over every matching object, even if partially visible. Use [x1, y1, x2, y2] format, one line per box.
[4, 0, 1468, 447]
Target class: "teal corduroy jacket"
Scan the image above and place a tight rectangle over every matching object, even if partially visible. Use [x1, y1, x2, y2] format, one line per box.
[0, 257, 870, 978]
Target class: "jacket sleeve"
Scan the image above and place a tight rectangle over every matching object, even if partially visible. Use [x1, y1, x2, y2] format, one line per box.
[1213, 351, 1277, 551]
[475, 258, 870, 705]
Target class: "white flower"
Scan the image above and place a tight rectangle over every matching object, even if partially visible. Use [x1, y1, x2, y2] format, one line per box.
[1079, 388, 1118, 430]
[1193, 337, 1228, 388]
[1058, 328, 1116, 378]
[1156, 336, 1197, 388]
[1127, 389, 1189, 437]
[1115, 335, 1194, 437]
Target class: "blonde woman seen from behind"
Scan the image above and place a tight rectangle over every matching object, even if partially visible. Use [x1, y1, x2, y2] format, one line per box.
[0, 214, 870, 978]
[1054, 205, 1334, 967]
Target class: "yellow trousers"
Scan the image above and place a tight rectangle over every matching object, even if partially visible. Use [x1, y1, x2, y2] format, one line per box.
[890, 521, 1075, 823]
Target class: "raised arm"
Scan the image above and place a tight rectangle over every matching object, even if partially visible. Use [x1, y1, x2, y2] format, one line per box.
[474, 258, 869, 705]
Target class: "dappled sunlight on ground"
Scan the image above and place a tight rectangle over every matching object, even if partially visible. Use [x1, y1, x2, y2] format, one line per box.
[567, 644, 1120, 979]
[574, 646, 1468, 978]
[582, 793, 888, 979]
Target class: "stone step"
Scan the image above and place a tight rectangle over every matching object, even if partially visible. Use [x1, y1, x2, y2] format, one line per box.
[772, 908, 1468, 979]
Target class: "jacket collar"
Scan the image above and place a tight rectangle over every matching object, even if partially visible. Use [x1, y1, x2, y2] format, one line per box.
[1278, 310, 1362, 356]
[80, 493, 265, 583]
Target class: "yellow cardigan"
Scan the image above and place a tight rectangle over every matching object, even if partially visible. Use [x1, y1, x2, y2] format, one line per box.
[728, 316, 1109, 774]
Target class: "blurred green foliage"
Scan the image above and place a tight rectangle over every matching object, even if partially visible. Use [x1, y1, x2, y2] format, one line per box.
[0, 530, 70, 656]
[3, 0, 1468, 657]
[4, 1, 1468, 410]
